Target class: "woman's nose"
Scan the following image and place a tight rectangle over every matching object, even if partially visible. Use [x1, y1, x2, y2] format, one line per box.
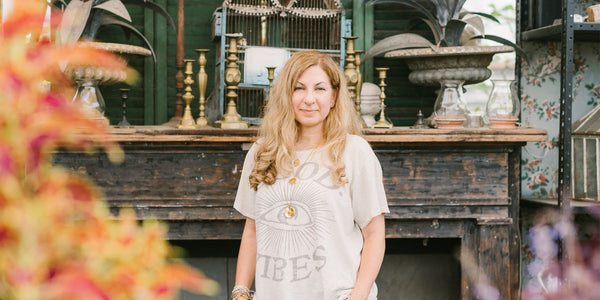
[303, 90, 316, 104]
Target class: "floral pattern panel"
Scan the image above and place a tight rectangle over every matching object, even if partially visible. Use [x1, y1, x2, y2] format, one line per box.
[520, 42, 600, 199]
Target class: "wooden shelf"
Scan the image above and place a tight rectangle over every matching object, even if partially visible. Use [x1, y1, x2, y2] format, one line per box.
[102, 125, 547, 144]
[522, 198, 600, 214]
[521, 22, 600, 41]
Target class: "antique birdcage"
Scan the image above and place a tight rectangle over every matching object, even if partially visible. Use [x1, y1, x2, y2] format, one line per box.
[572, 105, 600, 202]
[211, 0, 351, 120]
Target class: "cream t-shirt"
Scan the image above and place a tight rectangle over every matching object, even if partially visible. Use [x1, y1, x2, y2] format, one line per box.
[234, 135, 389, 300]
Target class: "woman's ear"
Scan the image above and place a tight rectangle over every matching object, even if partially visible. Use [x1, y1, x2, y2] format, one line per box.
[331, 91, 338, 108]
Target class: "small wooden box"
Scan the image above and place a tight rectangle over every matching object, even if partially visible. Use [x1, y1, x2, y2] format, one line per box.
[588, 4, 600, 22]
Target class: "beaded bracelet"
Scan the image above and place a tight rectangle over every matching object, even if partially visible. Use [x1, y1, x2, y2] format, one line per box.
[231, 285, 252, 300]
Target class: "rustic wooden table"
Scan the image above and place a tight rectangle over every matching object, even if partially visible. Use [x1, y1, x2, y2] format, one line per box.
[54, 125, 546, 300]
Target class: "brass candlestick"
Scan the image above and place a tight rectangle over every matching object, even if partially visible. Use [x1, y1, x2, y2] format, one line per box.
[178, 59, 197, 129]
[215, 33, 248, 129]
[355, 49, 366, 127]
[195, 49, 210, 127]
[343, 36, 358, 109]
[260, 0, 267, 46]
[412, 109, 426, 129]
[372, 67, 393, 129]
[117, 88, 132, 128]
[266, 66, 276, 99]
[173, 0, 185, 120]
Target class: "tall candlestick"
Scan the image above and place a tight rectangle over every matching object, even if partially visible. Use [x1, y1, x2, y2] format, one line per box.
[372, 67, 393, 129]
[174, 0, 185, 119]
[214, 33, 248, 129]
[355, 49, 366, 127]
[178, 59, 197, 129]
[195, 49, 210, 127]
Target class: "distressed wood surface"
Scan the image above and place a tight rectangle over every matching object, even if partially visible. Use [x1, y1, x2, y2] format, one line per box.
[54, 127, 547, 300]
[100, 126, 547, 143]
[55, 147, 514, 222]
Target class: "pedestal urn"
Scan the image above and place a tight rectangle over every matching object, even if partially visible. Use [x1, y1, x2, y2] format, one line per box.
[64, 42, 152, 124]
[384, 46, 514, 87]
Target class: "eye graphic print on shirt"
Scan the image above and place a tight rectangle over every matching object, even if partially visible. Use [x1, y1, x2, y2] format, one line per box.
[255, 161, 335, 282]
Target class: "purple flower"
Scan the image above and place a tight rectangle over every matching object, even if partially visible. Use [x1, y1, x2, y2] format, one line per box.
[529, 226, 559, 262]
[473, 283, 500, 300]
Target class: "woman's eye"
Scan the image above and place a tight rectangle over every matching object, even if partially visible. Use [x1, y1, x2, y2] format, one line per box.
[294, 86, 304, 91]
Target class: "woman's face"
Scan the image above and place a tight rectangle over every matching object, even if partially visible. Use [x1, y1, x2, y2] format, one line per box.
[291, 65, 336, 132]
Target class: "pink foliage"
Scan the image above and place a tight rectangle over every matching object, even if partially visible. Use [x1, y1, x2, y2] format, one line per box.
[0, 1, 218, 299]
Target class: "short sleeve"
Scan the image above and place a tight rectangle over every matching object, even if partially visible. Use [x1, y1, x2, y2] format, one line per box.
[347, 136, 389, 229]
[233, 142, 259, 219]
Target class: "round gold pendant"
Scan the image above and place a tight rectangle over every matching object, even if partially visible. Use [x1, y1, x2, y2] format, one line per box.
[284, 206, 295, 218]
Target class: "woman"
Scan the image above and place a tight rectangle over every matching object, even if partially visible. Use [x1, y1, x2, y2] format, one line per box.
[233, 50, 389, 300]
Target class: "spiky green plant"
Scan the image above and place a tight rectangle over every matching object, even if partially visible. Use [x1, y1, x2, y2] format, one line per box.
[55, 0, 176, 61]
[362, 0, 527, 61]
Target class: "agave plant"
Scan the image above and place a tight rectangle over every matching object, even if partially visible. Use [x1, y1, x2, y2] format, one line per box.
[55, 0, 176, 61]
[362, 0, 527, 61]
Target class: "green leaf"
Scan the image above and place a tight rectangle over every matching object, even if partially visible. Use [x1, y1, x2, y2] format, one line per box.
[57, 0, 93, 45]
[53, 0, 68, 8]
[466, 11, 500, 24]
[449, 0, 467, 19]
[95, 0, 132, 22]
[363, 33, 435, 61]
[444, 19, 466, 46]
[462, 15, 485, 36]
[470, 34, 530, 64]
[99, 14, 157, 62]
[122, 0, 176, 30]
[420, 18, 442, 45]
[431, 0, 450, 25]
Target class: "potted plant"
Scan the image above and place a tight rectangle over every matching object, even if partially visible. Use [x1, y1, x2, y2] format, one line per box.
[54, 0, 176, 121]
[362, 0, 528, 86]
[55, 0, 175, 61]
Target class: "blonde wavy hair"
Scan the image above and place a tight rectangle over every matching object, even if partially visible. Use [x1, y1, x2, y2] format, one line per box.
[249, 50, 362, 190]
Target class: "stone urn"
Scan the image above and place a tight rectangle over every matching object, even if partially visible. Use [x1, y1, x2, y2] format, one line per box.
[384, 46, 513, 86]
[64, 42, 152, 124]
[360, 82, 382, 127]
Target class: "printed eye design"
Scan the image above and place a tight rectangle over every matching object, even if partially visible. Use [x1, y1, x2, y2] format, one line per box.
[255, 179, 334, 256]
[261, 201, 314, 229]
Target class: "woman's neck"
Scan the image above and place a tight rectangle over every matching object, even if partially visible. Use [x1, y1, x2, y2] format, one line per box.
[296, 129, 324, 150]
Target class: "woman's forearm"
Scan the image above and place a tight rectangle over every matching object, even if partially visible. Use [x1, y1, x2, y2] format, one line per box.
[234, 218, 257, 298]
[349, 214, 386, 300]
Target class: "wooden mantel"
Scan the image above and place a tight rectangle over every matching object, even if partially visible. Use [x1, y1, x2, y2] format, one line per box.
[55, 125, 546, 300]
[104, 125, 547, 143]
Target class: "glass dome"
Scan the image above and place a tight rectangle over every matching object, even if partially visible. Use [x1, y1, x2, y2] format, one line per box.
[486, 80, 520, 129]
[433, 80, 469, 128]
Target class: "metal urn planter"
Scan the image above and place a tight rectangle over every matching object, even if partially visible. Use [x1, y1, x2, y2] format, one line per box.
[384, 46, 514, 87]
[65, 42, 152, 124]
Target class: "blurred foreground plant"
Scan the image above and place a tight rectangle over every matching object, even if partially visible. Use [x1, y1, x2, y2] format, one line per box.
[0, 1, 218, 299]
[522, 208, 600, 299]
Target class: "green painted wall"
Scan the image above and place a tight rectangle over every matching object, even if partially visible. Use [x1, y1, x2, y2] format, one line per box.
[368, 3, 437, 126]
[97, 0, 223, 126]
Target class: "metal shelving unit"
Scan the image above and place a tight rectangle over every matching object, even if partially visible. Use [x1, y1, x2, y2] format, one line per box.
[517, 0, 600, 210]
[521, 22, 600, 41]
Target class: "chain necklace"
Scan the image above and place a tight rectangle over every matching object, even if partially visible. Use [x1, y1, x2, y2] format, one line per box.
[284, 146, 319, 218]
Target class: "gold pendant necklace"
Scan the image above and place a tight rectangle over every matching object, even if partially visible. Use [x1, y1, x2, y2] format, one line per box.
[284, 206, 295, 218]
[285, 147, 319, 218]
